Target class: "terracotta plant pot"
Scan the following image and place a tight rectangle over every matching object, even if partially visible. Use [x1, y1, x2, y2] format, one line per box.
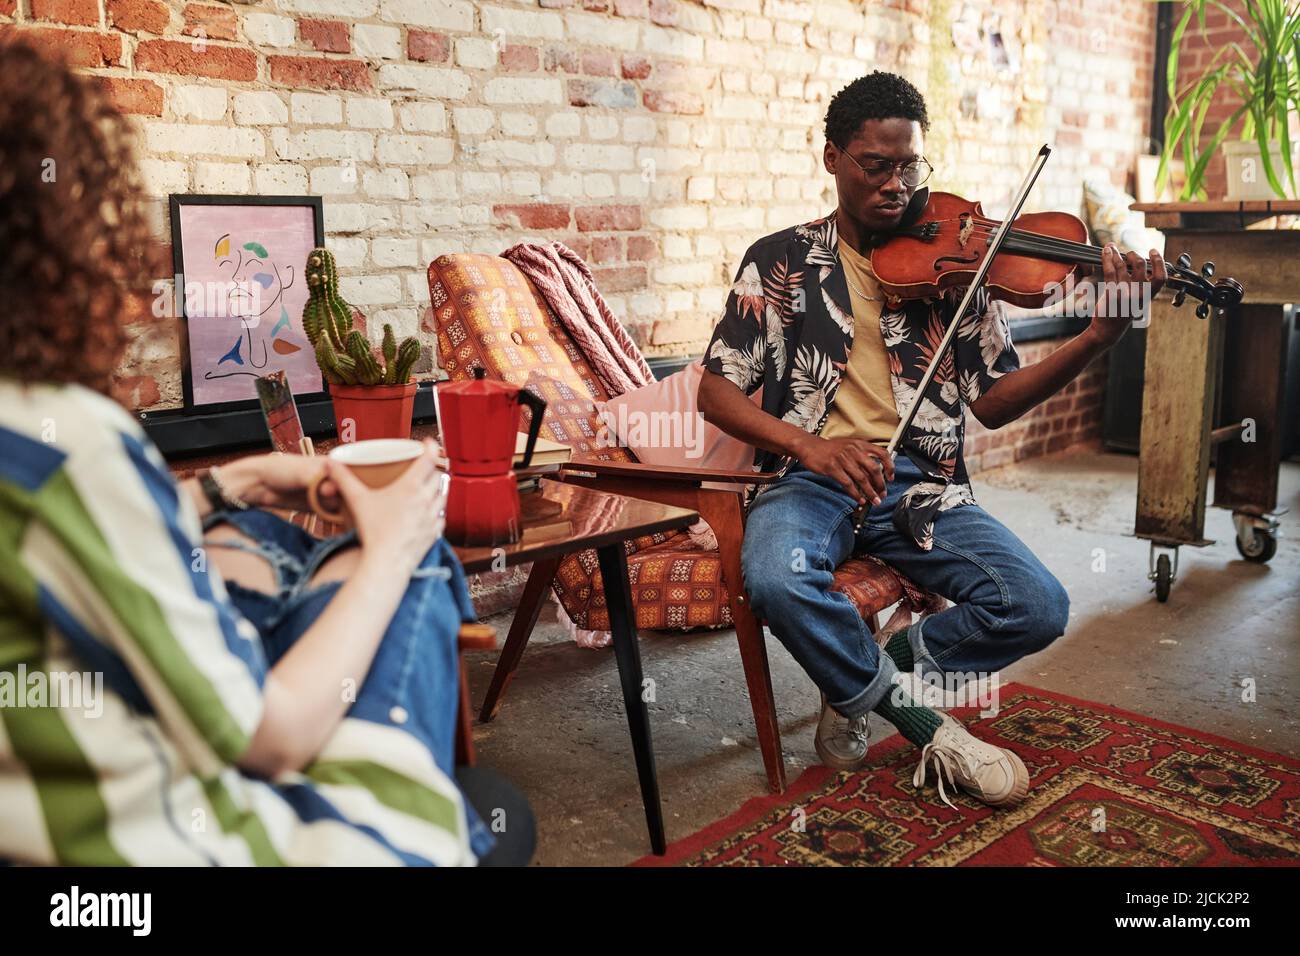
[329, 382, 418, 442]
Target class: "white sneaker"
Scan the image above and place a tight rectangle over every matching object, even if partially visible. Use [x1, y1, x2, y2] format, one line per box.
[814, 692, 870, 770]
[912, 712, 1029, 809]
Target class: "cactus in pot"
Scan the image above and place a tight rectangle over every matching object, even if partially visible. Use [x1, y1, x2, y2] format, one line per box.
[303, 247, 423, 441]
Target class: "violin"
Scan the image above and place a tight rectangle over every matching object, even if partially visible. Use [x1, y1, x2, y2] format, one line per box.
[867, 188, 1244, 318]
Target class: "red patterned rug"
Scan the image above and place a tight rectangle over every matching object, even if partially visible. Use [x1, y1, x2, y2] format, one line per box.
[633, 683, 1300, 866]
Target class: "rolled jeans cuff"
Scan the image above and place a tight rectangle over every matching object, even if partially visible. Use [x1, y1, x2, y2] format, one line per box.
[832, 644, 901, 720]
[907, 617, 945, 680]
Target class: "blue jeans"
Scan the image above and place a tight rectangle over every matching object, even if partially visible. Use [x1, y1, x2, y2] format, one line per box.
[202, 508, 496, 861]
[741, 456, 1070, 719]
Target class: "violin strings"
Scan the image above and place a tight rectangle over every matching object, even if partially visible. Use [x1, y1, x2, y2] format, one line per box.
[908, 221, 1104, 265]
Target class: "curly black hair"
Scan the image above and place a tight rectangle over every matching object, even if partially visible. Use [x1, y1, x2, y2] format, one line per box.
[824, 71, 930, 148]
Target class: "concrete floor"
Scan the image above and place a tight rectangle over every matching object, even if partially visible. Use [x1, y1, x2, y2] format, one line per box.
[466, 448, 1300, 866]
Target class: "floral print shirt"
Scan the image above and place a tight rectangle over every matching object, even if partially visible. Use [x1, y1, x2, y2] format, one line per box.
[702, 209, 1021, 551]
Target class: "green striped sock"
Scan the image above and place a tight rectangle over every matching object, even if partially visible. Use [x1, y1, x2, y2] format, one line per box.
[884, 630, 914, 672]
[874, 673, 943, 747]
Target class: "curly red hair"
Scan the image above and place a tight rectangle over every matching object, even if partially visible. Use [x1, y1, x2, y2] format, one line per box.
[0, 41, 158, 393]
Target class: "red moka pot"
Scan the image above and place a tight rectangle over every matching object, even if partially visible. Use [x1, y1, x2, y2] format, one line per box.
[435, 367, 546, 547]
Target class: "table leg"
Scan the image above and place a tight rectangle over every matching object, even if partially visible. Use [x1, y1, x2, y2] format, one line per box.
[595, 542, 666, 856]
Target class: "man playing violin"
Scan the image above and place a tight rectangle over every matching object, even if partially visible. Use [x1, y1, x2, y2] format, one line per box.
[698, 71, 1166, 808]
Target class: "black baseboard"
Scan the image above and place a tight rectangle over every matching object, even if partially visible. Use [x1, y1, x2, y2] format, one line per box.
[143, 382, 438, 460]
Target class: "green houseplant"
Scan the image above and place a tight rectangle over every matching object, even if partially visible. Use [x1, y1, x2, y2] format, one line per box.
[303, 247, 422, 441]
[1159, 0, 1300, 200]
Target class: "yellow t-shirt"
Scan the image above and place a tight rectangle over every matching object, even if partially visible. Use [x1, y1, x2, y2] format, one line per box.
[820, 240, 901, 445]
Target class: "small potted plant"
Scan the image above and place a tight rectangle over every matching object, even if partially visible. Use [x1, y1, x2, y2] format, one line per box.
[303, 247, 422, 442]
[1159, 0, 1300, 200]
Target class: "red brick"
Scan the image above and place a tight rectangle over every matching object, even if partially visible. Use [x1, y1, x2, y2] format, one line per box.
[590, 235, 623, 264]
[565, 236, 592, 260]
[582, 0, 609, 10]
[499, 43, 538, 71]
[581, 50, 617, 75]
[407, 29, 449, 63]
[621, 54, 651, 79]
[183, 3, 238, 42]
[545, 44, 578, 72]
[112, 374, 161, 410]
[31, 0, 97, 26]
[10, 27, 123, 67]
[626, 235, 658, 261]
[0, 0, 15, 17]
[591, 265, 646, 292]
[106, 0, 169, 33]
[95, 76, 164, 115]
[493, 203, 571, 230]
[299, 18, 350, 54]
[136, 40, 257, 81]
[649, 317, 696, 345]
[576, 204, 642, 231]
[269, 55, 372, 91]
[613, 0, 648, 16]
[644, 88, 703, 114]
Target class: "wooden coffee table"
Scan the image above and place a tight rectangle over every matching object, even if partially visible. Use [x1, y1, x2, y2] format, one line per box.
[452, 479, 699, 855]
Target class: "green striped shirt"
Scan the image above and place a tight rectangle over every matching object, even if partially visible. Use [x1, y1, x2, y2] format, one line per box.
[0, 383, 475, 865]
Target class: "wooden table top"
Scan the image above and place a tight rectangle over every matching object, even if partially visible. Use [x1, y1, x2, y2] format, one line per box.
[452, 479, 699, 574]
[1131, 199, 1300, 231]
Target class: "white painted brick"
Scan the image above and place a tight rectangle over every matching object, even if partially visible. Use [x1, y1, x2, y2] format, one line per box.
[377, 135, 454, 165]
[400, 102, 448, 133]
[281, 0, 379, 15]
[353, 24, 402, 60]
[291, 92, 342, 125]
[145, 124, 264, 158]
[482, 77, 562, 105]
[454, 37, 497, 70]
[623, 116, 657, 142]
[371, 307, 421, 339]
[423, 237, 468, 263]
[542, 173, 583, 198]
[371, 237, 420, 268]
[453, 107, 494, 135]
[686, 176, 716, 201]
[503, 170, 541, 196]
[411, 170, 458, 199]
[477, 139, 554, 167]
[346, 97, 395, 129]
[341, 274, 402, 306]
[309, 165, 359, 194]
[654, 262, 714, 285]
[403, 275, 430, 303]
[500, 112, 538, 137]
[481, 5, 564, 39]
[641, 24, 705, 60]
[564, 143, 634, 170]
[402, 204, 462, 230]
[138, 159, 189, 195]
[664, 290, 694, 312]
[271, 129, 374, 162]
[254, 163, 308, 193]
[648, 205, 708, 230]
[565, 12, 638, 49]
[460, 171, 502, 195]
[462, 205, 491, 225]
[171, 85, 227, 122]
[194, 162, 251, 193]
[244, 13, 296, 48]
[379, 0, 473, 31]
[618, 174, 651, 199]
[330, 236, 369, 269]
[628, 292, 661, 318]
[544, 112, 581, 138]
[363, 167, 410, 199]
[662, 234, 693, 258]
[233, 91, 288, 126]
[583, 174, 615, 197]
[377, 65, 471, 99]
[585, 115, 619, 140]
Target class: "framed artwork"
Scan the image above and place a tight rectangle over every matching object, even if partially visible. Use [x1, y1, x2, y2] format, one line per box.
[170, 194, 326, 413]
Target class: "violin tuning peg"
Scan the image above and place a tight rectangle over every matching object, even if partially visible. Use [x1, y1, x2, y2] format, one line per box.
[1196, 302, 1209, 319]
[1172, 289, 1187, 308]
[1176, 252, 1192, 270]
[1200, 261, 1215, 278]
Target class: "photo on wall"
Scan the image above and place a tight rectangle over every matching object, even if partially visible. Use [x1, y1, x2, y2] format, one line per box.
[170, 194, 326, 412]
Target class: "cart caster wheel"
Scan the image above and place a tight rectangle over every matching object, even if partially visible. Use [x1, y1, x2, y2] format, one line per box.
[1236, 528, 1277, 563]
[1154, 553, 1171, 602]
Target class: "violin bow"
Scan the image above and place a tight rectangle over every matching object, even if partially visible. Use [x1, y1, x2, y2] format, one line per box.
[852, 143, 1053, 531]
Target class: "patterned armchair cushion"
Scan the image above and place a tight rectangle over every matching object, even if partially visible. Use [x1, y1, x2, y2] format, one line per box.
[426, 252, 935, 633]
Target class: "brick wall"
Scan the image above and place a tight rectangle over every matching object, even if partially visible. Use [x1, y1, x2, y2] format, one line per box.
[2, 0, 1155, 469]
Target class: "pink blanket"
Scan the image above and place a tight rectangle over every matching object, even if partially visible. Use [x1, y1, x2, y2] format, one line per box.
[500, 240, 655, 397]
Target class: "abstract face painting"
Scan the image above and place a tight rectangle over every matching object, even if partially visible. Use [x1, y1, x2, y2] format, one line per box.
[174, 198, 324, 408]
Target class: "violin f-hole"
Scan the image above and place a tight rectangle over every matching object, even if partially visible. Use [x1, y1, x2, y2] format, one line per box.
[933, 252, 980, 271]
